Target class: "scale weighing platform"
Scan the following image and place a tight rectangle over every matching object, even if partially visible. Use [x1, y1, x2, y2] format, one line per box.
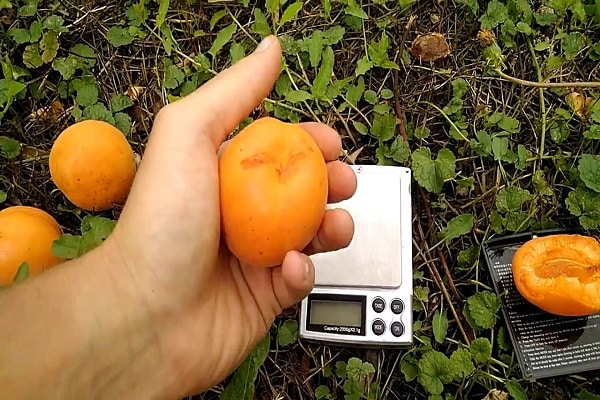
[299, 165, 413, 347]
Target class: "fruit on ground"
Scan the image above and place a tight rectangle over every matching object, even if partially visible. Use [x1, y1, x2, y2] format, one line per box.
[219, 117, 329, 268]
[512, 234, 600, 317]
[49, 119, 137, 211]
[0, 206, 63, 285]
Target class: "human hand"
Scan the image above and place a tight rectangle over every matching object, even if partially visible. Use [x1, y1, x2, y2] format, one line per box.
[106, 35, 357, 397]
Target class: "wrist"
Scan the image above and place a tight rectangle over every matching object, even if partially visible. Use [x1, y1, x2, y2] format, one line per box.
[0, 236, 173, 400]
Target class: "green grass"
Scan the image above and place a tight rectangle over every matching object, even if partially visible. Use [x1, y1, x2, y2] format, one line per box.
[2, 0, 600, 399]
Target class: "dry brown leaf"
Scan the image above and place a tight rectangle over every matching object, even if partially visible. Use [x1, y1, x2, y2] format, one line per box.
[565, 91, 587, 117]
[476, 29, 496, 46]
[127, 85, 145, 101]
[30, 100, 66, 123]
[482, 389, 508, 400]
[409, 32, 451, 62]
[346, 146, 364, 164]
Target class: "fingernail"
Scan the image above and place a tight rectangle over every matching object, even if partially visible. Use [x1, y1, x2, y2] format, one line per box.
[254, 35, 274, 53]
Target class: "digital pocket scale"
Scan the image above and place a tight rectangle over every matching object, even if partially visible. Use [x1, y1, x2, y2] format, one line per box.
[299, 165, 413, 347]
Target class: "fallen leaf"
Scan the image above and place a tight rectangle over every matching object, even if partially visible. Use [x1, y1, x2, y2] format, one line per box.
[482, 389, 508, 400]
[126, 85, 145, 101]
[565, 91, 586, 118]
[31, 100, 66, 123]
[346, 146, 364, 164]
[409, 32, 451, 62]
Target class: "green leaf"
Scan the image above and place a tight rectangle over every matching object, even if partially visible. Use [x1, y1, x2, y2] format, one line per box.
[40, 31, 59, 63]
[52, 216, 117, 259]
[163, 65, 185, 89]
[371, 113, 396, 141]
[52, 56, 79, 80]
[52, 234, 84, 259]
[506, 378, 528, 400]
[439, 214, 474, 243]
[575, 389, 600, 400]
[355, 55, 373, 76]
[13, 262, 29, 283]
[496, 186, 533, 212]
[110, 94, 134, 113]
[284, 89, 312, 103]
[76, 82, 99, 106]
[565, 186, 600, 230]
[106, 26, 135, 47]
[209, 24, 237, 58]
[479, 0, 509, 29]
[276, 319, 298, 346]
[0, 190, 6, 203]
[114, 112, 132, 135]
[411, 147, 456, 194]
[23, 44, 43, 68]
[578, 154, 600, 192]
[417, 350, 454, 395]
[469, 337, 492, 364]
[464, 291, 501, 330]
[345, 0, 368, 19]
[432, 309, 448, 343]
[583, 125, 600, 139]
[0, 137, 21, 159]
[229, 41, 246, 64]
[9, 28, 30, 44]
[280, 1, 302, 26]
[400, 356, 419, 382]
[312, 45, 334, 100]
[449, 348, 475, 379]
[156, 0, 169, 29]
[220, 333, 270, 400]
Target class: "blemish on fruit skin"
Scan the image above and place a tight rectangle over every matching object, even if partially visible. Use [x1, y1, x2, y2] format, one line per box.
[240, 153, 275, 169]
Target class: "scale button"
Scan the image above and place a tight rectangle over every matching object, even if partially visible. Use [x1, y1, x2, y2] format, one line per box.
[391, 322, 404, 337]
[372, 297, 385, 313]
[390, 299, 404, 314]
[372, 319, 385, 335]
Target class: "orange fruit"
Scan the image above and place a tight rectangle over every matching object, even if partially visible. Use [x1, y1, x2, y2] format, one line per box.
[512, 234, 600, 317]
[219, 117, 329, 268]
[49, 119, 137, 211]
[0, 206, 63, 285]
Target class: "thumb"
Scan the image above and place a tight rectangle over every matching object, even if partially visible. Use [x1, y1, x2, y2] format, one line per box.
[148, 35, 283, 151]
[125, 34, 282, 212]
[272, 251, 316, 310]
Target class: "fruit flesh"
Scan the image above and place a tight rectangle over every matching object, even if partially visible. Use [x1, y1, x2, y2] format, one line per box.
[512, 234, 600, 316]
[0, 206, 63, 285]
[219, 117, 328, 268]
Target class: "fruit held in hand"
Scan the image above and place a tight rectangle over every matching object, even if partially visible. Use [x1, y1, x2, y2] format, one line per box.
[219, 117, 328, 268]
[0, 206, 63, 285]
[49, 119, 137, 211]
[512, 234, 600, 317]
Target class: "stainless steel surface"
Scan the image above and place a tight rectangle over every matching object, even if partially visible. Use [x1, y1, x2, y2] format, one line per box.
[310, 165, 408, 288]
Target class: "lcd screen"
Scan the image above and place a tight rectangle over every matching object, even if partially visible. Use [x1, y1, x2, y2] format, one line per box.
[309, 300, 363, 327]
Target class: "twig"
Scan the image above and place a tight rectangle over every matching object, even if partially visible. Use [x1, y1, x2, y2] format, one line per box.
[495, 69, 600, 88]
[392, 18, 472, 345]
[417, 223, 472, 345]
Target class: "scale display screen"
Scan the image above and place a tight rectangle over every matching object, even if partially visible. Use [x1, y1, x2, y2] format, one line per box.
[305, 294, 366, 336]
[309, 299, 363, 327]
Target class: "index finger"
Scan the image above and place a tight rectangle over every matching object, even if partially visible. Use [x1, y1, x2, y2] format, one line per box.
[299, 122, 342, 162]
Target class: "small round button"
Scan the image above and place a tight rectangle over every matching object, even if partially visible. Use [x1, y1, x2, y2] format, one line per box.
[372, 319, 385, 335]
[372, 297, 385, 313]
[391, 321, 404, 337]
[390, 299, 404, 314]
